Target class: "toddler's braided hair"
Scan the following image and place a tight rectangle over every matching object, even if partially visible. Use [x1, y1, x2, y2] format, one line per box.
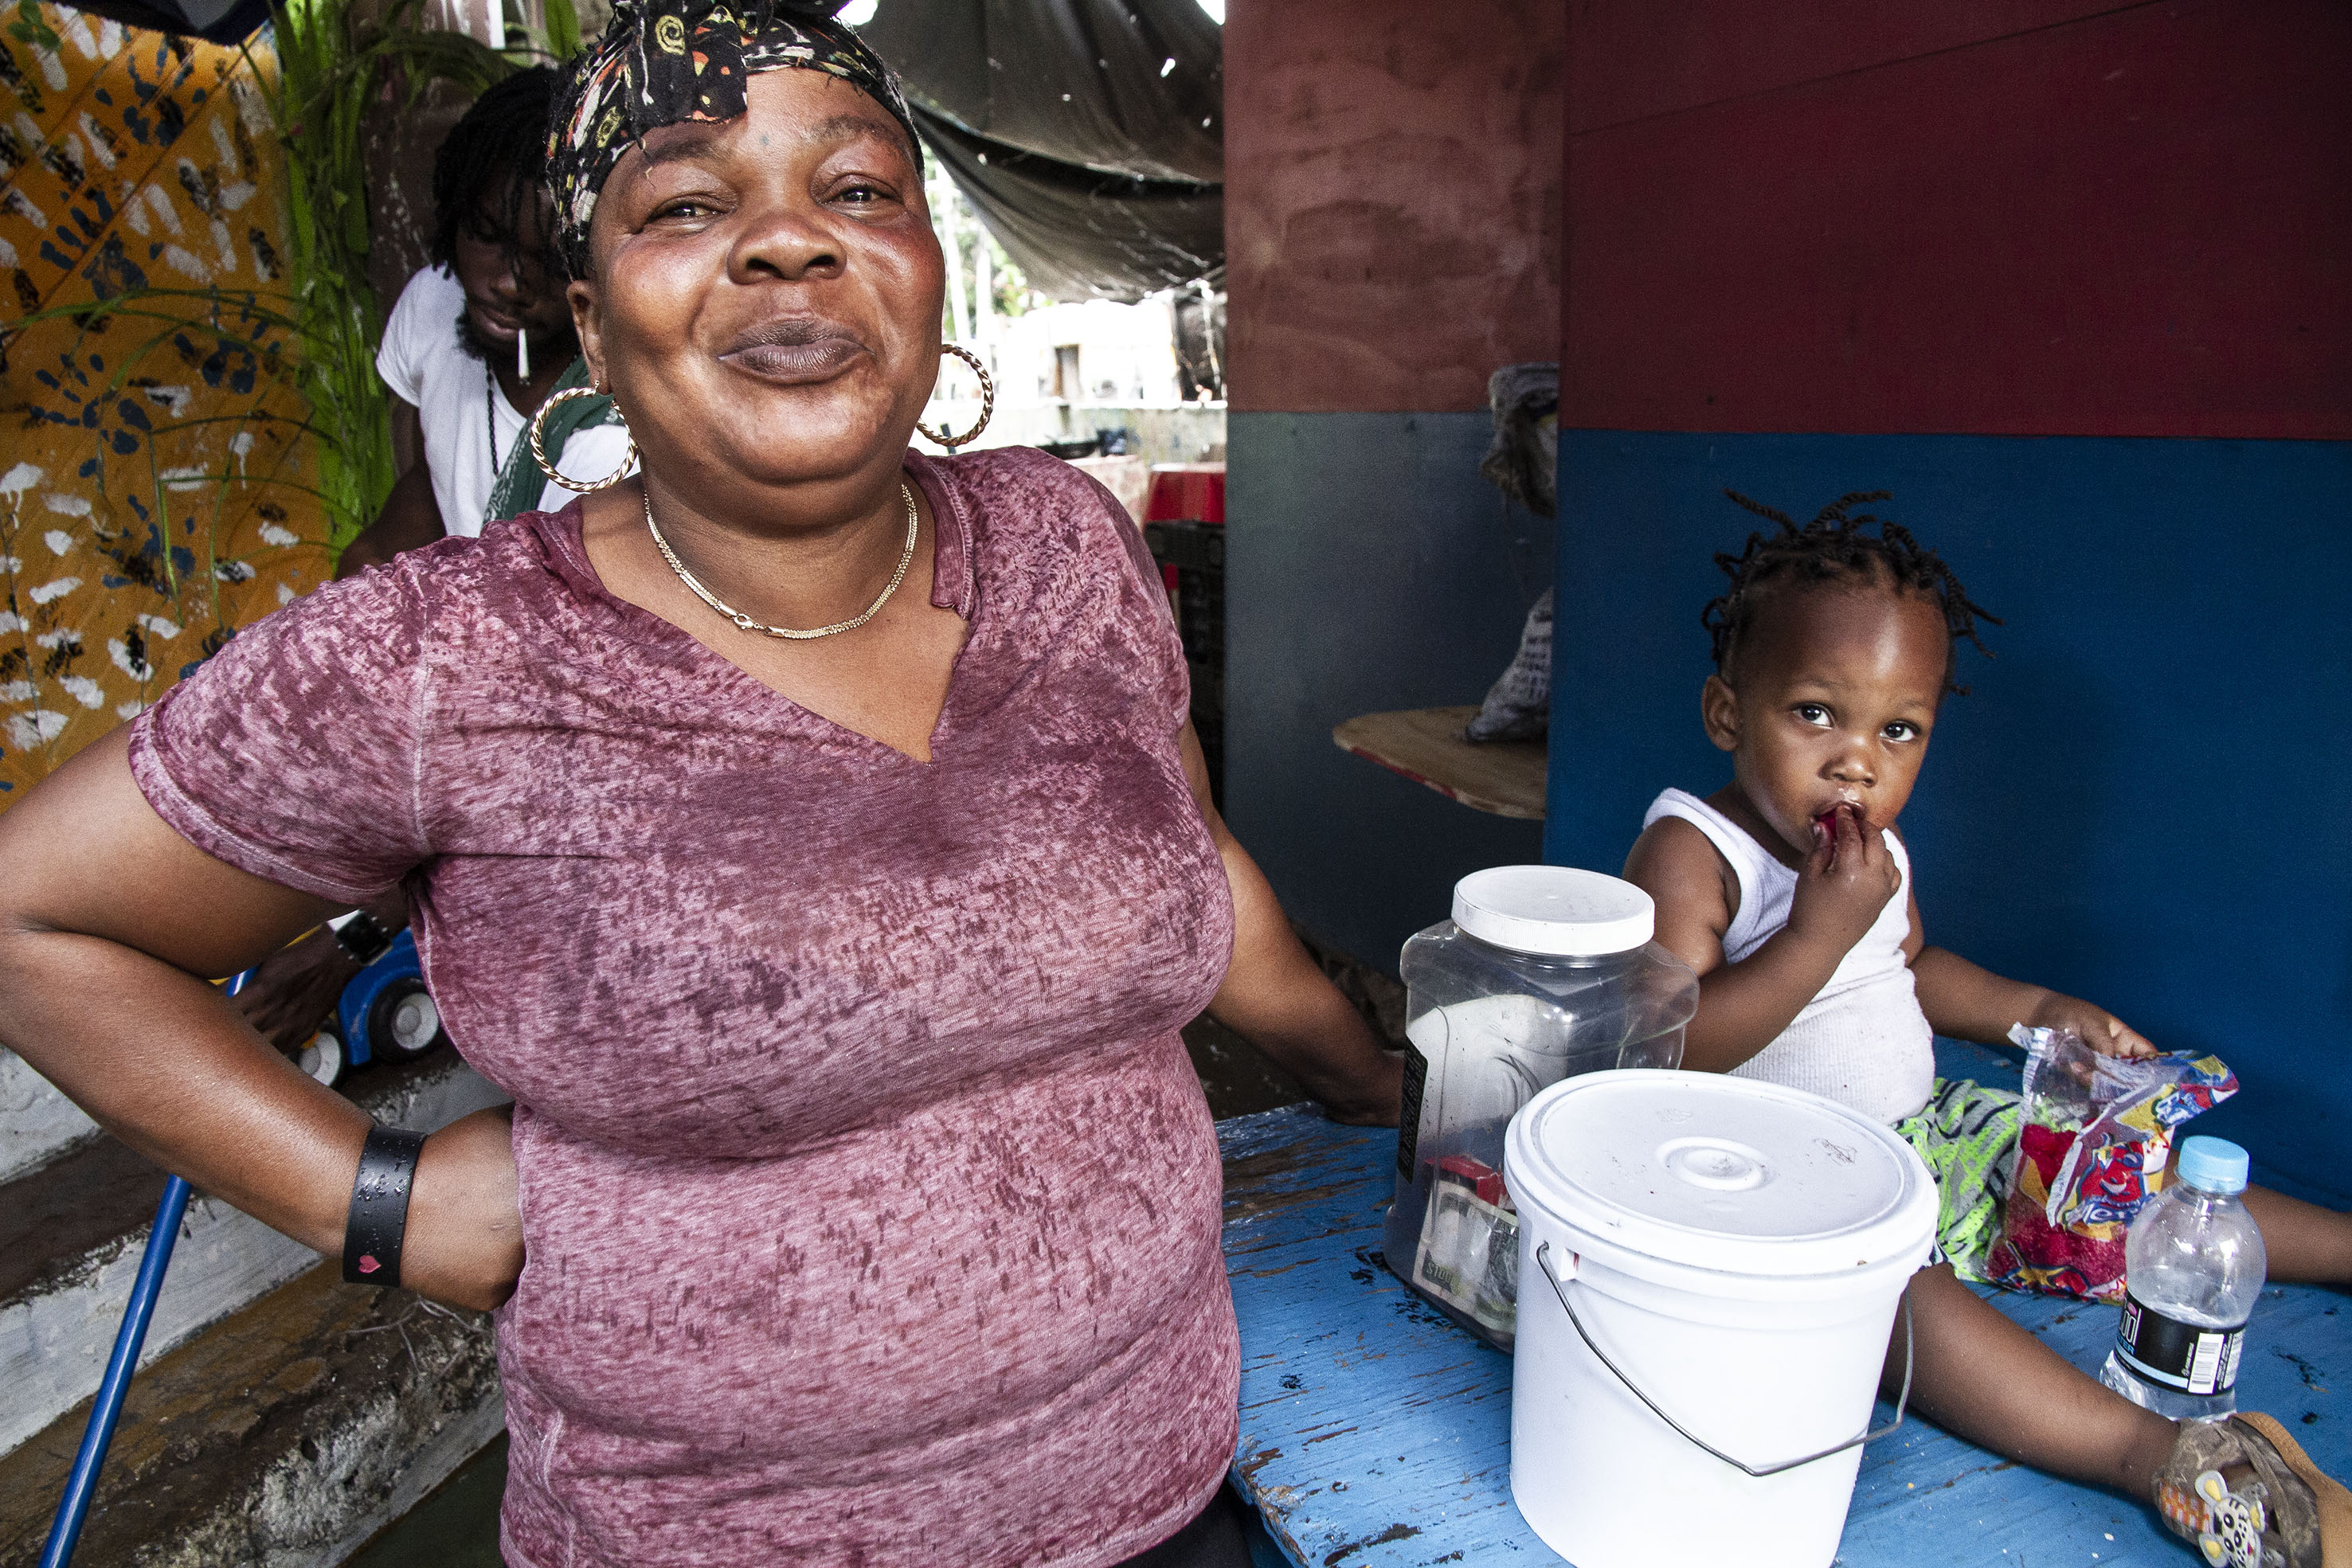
[1701, 489, 1999, 695]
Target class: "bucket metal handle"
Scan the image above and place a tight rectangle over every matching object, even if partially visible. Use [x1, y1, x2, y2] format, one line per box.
[1532, 1241, 1914, 1480]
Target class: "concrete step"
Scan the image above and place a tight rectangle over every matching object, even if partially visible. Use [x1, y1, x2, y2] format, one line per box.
[1, 1048, 103, 1186]
[0, 1051, 508, 1457]
[0, 1261, 501, 1568]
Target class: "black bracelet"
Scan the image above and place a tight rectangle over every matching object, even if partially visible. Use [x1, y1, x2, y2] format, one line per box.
[332, 911, 395, 968]
[342, 1123, 427, 1286]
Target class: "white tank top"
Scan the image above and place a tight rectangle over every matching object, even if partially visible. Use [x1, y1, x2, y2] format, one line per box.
[1643, 788, 1935, 1124]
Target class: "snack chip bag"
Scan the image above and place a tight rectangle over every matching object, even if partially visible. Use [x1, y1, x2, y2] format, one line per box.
[1983, 1025, 2237, 1302]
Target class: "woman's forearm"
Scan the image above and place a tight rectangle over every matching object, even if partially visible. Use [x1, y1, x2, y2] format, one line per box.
[0, 926, 522, 1308]
[1207, 940, 1402, 1124]
[1203, 832, 1403, 1125]
[1176, 723, 1401, 1124]
[0, 734, 366, 1250]
[0, 731, 521, 1309]
[0, 925, 370, 1255]
[1211, 972, 1403, 1127]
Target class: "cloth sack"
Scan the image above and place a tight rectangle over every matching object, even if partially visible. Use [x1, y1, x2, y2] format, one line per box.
[1466, 362, 1559, 744]
[1466, 588, 1553, 743]
[1477, 362, 1558, 518]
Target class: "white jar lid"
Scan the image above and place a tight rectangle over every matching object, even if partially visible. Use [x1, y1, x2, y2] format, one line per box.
[1452, 866, 1654, 956]
[1505, 1070, 1938, 1279]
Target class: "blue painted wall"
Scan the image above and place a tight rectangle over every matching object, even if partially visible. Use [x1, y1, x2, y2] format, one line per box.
[1226, 411, 1548, 972]
[1543, 430, 2351, 1196]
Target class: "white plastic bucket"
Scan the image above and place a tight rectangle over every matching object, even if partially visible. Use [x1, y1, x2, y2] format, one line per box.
[1503, 1070, 1938, 1568]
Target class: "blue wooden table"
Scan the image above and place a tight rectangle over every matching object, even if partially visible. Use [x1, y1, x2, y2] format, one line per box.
[1215, 1050, 2349, 1568]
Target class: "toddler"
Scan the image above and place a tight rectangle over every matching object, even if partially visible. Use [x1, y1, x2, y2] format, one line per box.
[1622, 492, 2352, 1568]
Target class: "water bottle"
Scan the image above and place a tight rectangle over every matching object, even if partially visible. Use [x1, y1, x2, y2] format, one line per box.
[2100, 1136, 2266, 1420]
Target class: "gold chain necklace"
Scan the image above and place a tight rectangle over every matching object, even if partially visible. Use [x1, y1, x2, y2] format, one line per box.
[644, 483, 918, 641]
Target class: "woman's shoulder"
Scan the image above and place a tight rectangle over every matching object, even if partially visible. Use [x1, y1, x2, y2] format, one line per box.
[916, 447, 1150, 575]
[309, 506, 584, 639]
[921, 444, 1114, 515]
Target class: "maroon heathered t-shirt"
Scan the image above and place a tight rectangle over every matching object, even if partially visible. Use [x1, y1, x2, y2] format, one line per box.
[129, 448, 1241, 1567]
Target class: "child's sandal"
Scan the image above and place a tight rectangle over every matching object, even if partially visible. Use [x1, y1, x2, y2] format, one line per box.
[2234, 1414, 2352, 1568]
[2151, 1414, 2345, 1568]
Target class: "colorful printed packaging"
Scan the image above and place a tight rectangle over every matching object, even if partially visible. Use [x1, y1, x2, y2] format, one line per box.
[1985, 1026, 2237, 1302]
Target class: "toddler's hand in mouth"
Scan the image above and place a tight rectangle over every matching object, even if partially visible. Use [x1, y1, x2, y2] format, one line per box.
[1812, 803, 1864, 858]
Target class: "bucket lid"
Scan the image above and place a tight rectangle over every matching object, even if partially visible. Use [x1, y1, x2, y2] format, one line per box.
[1453, 866, 1653, 956]
[1505, 1070, 1937, 1278]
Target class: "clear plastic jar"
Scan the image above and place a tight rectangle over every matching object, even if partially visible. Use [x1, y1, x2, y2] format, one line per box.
[1382, 866, 1699, 1348]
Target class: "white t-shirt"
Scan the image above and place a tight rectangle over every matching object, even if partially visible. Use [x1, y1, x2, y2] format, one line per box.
[374, 265, 523, 540]
[536, 422, 636, 513]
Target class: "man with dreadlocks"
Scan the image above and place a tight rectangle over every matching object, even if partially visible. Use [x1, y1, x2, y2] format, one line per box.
[337, 66, 585, 576]
[1623, 492, 2351, 1567]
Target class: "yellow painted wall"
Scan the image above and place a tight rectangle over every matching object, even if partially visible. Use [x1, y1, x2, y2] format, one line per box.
[1, 4, 327, 801]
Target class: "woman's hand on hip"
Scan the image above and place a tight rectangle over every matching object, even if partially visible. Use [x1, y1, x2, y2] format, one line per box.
[401, 1105, 525, 1312]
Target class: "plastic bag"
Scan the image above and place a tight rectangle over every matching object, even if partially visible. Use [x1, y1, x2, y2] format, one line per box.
[1984, 1025, 2238, 1302]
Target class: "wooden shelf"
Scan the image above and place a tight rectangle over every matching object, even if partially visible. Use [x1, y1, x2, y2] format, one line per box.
[1331, 706, 1546, 820]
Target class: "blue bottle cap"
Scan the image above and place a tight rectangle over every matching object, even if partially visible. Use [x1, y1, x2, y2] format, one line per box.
[2177, 1136, 2249, 1195]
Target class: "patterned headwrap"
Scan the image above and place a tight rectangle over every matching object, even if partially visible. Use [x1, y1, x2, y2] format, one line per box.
[545, 0, 920, 276]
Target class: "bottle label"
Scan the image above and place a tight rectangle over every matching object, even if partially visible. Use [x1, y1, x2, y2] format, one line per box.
[2115, 1291, 2247, 1395]
[1397, 1042, 1428, 1178]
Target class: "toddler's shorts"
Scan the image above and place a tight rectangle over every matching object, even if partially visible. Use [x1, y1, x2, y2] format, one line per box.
[1892, 1077, 2022, 1281]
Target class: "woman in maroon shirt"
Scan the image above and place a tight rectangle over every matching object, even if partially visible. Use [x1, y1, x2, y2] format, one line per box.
[0, 6, 1399, 1563]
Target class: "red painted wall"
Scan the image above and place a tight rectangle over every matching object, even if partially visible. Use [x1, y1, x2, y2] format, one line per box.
[1563, 0, 2352, 438]
[1223, 0, 1563, 414]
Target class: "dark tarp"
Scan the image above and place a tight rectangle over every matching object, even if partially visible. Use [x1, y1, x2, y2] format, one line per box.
[858, 0, 1223, 302]
[912, 105, 1220, 303]
[52, 0, 270, 43]
[59, 0, 1226, 300]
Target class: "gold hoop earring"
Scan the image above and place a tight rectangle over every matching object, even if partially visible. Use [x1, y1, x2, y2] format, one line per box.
[915, 344, 994, 448]
[529, 385, 639, 492]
